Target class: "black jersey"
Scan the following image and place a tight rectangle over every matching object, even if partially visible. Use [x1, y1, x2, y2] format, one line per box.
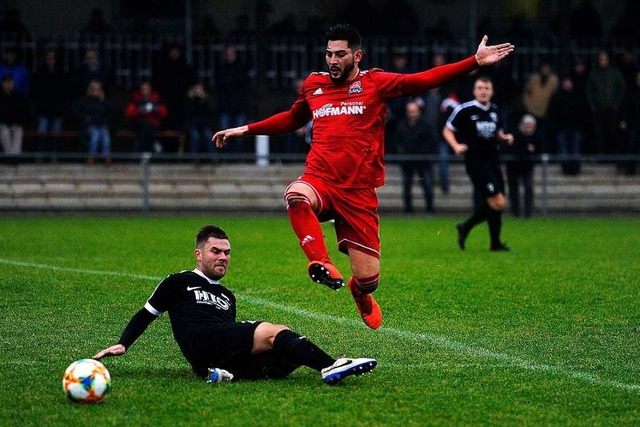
[145, 269, 236, 348]
[446, 100, 504, 156]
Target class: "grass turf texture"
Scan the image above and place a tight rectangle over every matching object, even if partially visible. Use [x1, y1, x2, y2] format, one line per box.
[1, 215, 639, 426]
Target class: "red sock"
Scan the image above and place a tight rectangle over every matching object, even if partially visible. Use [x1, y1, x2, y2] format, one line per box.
[286, 192, 330, 263]
[353, 273, 380, 295]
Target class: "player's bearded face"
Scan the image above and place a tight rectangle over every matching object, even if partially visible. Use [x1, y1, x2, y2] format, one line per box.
[326, 41, 359, 84]
[196, 238, 231, 280]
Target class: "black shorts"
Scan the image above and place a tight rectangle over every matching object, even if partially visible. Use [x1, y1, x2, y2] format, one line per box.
[184, 321, 297, 380]
[465, 155, 504, 198]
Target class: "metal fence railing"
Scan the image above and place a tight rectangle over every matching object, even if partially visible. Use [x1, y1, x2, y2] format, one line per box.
[3, 33, 640, 91]
[2, 146, 639, 216]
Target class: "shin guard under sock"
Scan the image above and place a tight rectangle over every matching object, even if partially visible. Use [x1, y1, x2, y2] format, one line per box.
[286, 192, 330, 263]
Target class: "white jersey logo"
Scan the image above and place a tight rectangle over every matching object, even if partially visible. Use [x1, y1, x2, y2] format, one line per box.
[475, 121, 497, 139]
[312, 102, 365, 119]
[194, 290, 231, 310]
[313, 88, 324, 95]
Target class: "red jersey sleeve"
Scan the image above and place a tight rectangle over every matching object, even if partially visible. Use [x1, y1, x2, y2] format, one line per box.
[402, 56, 479, 95]
[373, 56, 479, 99]
[247, 96, 311, 135]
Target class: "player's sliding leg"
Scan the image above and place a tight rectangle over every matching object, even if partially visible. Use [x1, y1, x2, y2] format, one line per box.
[347, 249, 382, 329]
[285, 190, 344, 290]
[274, 329, 376, 385]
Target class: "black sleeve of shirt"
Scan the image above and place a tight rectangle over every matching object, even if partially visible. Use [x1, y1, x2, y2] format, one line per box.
[117, 308, 158, 350]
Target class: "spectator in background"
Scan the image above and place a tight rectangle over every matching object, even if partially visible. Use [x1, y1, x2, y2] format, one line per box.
[125, 81, 168, 153]
[522, 61, 558, 153]
[153, 45, 195, 130]
[569, 57, 593, 151]
[617, 50, 639, 92]
[74, 48, 112, 100]
[504, 114, 539, 218]
[281, 78, 310, 156]
[586, 50, 625, 155]
[438, 90, 460, 194]
[394, 100, 436, 214]
[30, 50, 70, 158]
[185, 83, 214, 156]
[0, 49, 29, 97]
[385, 52, 413, 153]
[548, 75, 587, 175]
[0, 75, 31, 154]
[619, 69, 640, 175]
[214, 46, 250, 154]
[74, 80, 113, 165]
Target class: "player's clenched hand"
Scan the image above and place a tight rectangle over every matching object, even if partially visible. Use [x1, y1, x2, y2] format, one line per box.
[93, 344, 126, 360]
[212, 125, 249, 148]
[474, 35, 514, 66]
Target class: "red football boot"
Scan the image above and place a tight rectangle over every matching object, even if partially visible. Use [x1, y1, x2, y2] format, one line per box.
[307, 260, 345, 291]
[347, 277, 382, 329]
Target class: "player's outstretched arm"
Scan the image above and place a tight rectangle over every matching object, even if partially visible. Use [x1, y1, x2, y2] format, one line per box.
[212, 125, 249, 148]
[474, 35, 515, 66]
[93, 308, 158, 359]
[93, 344, 126, 360]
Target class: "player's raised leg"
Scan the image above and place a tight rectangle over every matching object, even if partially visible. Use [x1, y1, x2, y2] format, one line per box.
[284, 182, 344, 290]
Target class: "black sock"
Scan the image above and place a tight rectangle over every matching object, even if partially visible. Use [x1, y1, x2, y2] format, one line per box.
[273, 330, 335, 372]
[464, 204, 488, 229]
[487, 208, 503, 247]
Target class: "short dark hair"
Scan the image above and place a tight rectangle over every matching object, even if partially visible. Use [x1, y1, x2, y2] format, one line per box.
[325, 24, 362, 50]
[475, 75, 493, 85]
[196, 225, 229, 248]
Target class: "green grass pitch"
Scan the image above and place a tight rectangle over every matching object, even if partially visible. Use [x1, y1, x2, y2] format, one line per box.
[1, 215, 639, 426]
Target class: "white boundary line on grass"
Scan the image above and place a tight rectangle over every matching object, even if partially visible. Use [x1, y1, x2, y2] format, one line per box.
[2, 257, 638, 394]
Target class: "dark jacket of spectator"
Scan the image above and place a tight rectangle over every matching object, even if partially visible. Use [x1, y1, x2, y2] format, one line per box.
[153, 46, 195, 129]
[214, 48, 249, 116]
[394, 114, 435, 155]
[31, 60, 70, 119]
[0, 84, 31, 126]
[548, 80, 588, 134]
[74, 91, 112, 127]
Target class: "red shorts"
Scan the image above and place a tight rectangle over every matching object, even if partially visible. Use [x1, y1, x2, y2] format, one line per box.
[285, 174, 380, 258]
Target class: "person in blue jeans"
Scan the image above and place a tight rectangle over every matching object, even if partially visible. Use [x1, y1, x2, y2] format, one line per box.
[74, 80, 112, 164]
[548, 75, 587, 175]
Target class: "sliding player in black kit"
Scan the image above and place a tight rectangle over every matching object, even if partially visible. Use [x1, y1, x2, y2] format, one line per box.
[93, 225, 376, 385]
[443, 76, 514, 251]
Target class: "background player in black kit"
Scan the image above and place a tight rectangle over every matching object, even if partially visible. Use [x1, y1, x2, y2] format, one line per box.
[93, 225, 376, 385]
[442, 76, 514, 251]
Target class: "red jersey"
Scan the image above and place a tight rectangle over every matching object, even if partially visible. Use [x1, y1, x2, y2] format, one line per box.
[248, 56, 479, 188]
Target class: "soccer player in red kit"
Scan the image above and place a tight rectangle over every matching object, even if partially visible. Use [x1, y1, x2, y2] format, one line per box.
[213, 24, 514, 329]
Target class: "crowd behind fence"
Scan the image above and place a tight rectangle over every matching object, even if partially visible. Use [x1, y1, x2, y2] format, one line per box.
[3, 33, 640, 91]
[1, 32, 640, 166]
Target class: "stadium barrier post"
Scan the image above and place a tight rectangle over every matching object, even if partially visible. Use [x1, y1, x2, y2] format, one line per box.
[141, 152, 152, 214]
[256, 135, 270, 167]
[541, 153, 549, 218]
